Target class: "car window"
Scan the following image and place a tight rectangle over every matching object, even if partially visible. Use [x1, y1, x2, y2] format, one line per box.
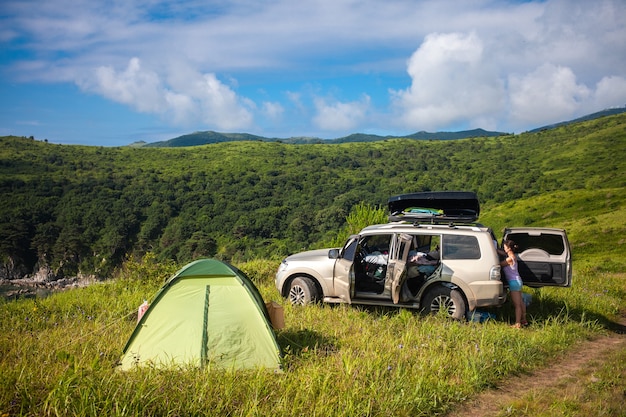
[442, 235, 481, 259]
[341, 237, 360, 261]
[413, 234, 434, 253]
[361, 234, 391, 255]
[506, 233, 565, 256]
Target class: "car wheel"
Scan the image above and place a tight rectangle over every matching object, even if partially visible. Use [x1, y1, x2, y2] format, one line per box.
[422, 286, 466, 320]
[288, 277, 319, 305]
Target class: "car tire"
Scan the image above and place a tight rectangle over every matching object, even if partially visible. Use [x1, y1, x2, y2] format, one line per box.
[288, 277, 319, 305]
[422, 286, 466, 320]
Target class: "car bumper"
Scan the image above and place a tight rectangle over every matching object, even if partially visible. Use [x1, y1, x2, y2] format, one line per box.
[469, 281, 506, 308]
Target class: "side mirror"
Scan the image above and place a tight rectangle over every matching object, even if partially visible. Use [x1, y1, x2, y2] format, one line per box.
[328, 249, 340, 259]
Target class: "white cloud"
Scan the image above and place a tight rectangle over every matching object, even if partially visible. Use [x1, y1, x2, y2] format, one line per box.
[262, 101, 284, 121]
[286, 91, 305, 113]
[16, 120, 41, 126]
[88, 58, 167, 113]
[313, 95, 370, 131]
[163, 91, 195, 125]
[509, 64, 591, 125]
[77, 57, 253, 130]
[593, 76, 626, 109]
[194, 73, 253, 129]
[507, 65, 626, 128]
[391, 32, 505, 131]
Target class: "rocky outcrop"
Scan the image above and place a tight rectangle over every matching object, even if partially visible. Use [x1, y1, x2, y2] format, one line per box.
[0, 257, 30, 281]
[0, 264, 97, 299]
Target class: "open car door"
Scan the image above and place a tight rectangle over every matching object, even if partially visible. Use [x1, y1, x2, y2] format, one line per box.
[503, 228, 572, 288]
[333, 235, 360, 302]
[389, 233, 413, 303]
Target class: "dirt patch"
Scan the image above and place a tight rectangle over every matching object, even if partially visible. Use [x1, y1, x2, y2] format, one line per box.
[448, 316, 626, 417]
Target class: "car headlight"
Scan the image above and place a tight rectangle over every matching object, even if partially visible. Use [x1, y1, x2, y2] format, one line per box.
[277, 259, 289, 273]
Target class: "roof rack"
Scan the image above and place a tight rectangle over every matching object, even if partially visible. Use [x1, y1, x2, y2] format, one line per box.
[388, 212, 479, 224]
[387, 218, 486, 228]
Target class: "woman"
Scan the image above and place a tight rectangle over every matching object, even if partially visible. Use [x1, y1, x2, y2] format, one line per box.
[501, 239, 527, 328]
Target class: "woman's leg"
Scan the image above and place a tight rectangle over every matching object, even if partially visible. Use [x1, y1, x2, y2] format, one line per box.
[510, 290, 523, 326]
[521, 294, 527, 325]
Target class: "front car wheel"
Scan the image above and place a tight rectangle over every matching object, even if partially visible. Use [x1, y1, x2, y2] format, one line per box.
[288, 276, 320, 305]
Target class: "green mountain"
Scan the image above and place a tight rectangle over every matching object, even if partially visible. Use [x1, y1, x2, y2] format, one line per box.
[528, 106, 626, 132]
[139, 108, 626, 148]
[1, 113, 625, 280]
[143, 128, 508, 147]
[143, 131, 270, 147]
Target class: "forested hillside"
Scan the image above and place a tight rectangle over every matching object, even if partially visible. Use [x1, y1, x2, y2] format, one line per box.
[1, 114, 625, 280]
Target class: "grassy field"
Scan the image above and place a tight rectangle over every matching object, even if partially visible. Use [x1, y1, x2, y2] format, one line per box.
[1, 189, 625, 416]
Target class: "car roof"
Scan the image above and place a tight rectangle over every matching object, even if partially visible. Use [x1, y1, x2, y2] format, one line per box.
[360, 222, 492, 235]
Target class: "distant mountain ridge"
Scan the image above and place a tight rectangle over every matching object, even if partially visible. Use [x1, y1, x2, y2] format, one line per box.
[142, 128, 508, 147]
[138, 107, 626, 147]
[528, 107, 626, 133]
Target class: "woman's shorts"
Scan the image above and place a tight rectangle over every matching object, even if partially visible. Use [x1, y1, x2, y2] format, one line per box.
[508, 278, 523, 292]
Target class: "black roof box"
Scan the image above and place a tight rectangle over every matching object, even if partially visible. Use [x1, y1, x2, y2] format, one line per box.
[388, 191, 480, 223]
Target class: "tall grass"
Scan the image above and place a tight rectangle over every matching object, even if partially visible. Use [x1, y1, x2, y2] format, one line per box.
[1, 253, 617, 417]
[2, 190, 625, 416]
[328, 202, 387, 247]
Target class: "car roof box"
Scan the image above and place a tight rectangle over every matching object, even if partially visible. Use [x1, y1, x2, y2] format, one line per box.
[388, 191, 480, 223]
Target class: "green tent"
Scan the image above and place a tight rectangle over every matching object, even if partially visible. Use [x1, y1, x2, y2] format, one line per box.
[120, 259, 282, 371]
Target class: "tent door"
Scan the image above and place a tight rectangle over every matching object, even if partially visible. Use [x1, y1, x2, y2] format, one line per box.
[201, 285, 210, 366]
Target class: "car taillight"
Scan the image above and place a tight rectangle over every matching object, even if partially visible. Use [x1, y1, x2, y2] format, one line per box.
[490, 265, 501, 281]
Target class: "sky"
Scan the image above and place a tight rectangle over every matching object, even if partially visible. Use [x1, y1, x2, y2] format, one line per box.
[1, 0, 626, 147]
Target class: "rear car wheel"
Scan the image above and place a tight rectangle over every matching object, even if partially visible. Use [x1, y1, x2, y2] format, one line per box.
[422, 286, 466, 320]
[288, 277, 319, 305]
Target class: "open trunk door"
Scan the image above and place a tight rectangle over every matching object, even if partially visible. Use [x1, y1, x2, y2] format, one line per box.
[503, 228, 572, 288]
[389, 233, 413, 303]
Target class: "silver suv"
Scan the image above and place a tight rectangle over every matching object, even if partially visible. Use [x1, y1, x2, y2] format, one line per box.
[275, 192, 572, 319]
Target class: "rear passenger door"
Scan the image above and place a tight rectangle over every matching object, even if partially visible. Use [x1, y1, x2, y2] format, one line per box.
[388, 233, 413, 304]
[502, 228, 572, 288]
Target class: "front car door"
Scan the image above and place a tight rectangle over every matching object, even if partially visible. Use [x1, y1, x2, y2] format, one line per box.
[333, 235, 360, 302]
[502, 227, 572, 287]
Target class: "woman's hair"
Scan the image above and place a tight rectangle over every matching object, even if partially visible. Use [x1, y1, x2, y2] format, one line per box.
[503, 239, 519, 252]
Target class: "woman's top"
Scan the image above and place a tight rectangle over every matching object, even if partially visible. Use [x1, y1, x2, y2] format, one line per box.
[502, 256, 522, 282]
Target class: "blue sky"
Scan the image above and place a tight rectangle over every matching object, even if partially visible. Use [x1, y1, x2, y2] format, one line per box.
[1, 0, 625, 146]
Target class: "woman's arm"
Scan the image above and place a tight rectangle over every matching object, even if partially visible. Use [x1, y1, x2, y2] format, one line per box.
[504, 252, 516, 267]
